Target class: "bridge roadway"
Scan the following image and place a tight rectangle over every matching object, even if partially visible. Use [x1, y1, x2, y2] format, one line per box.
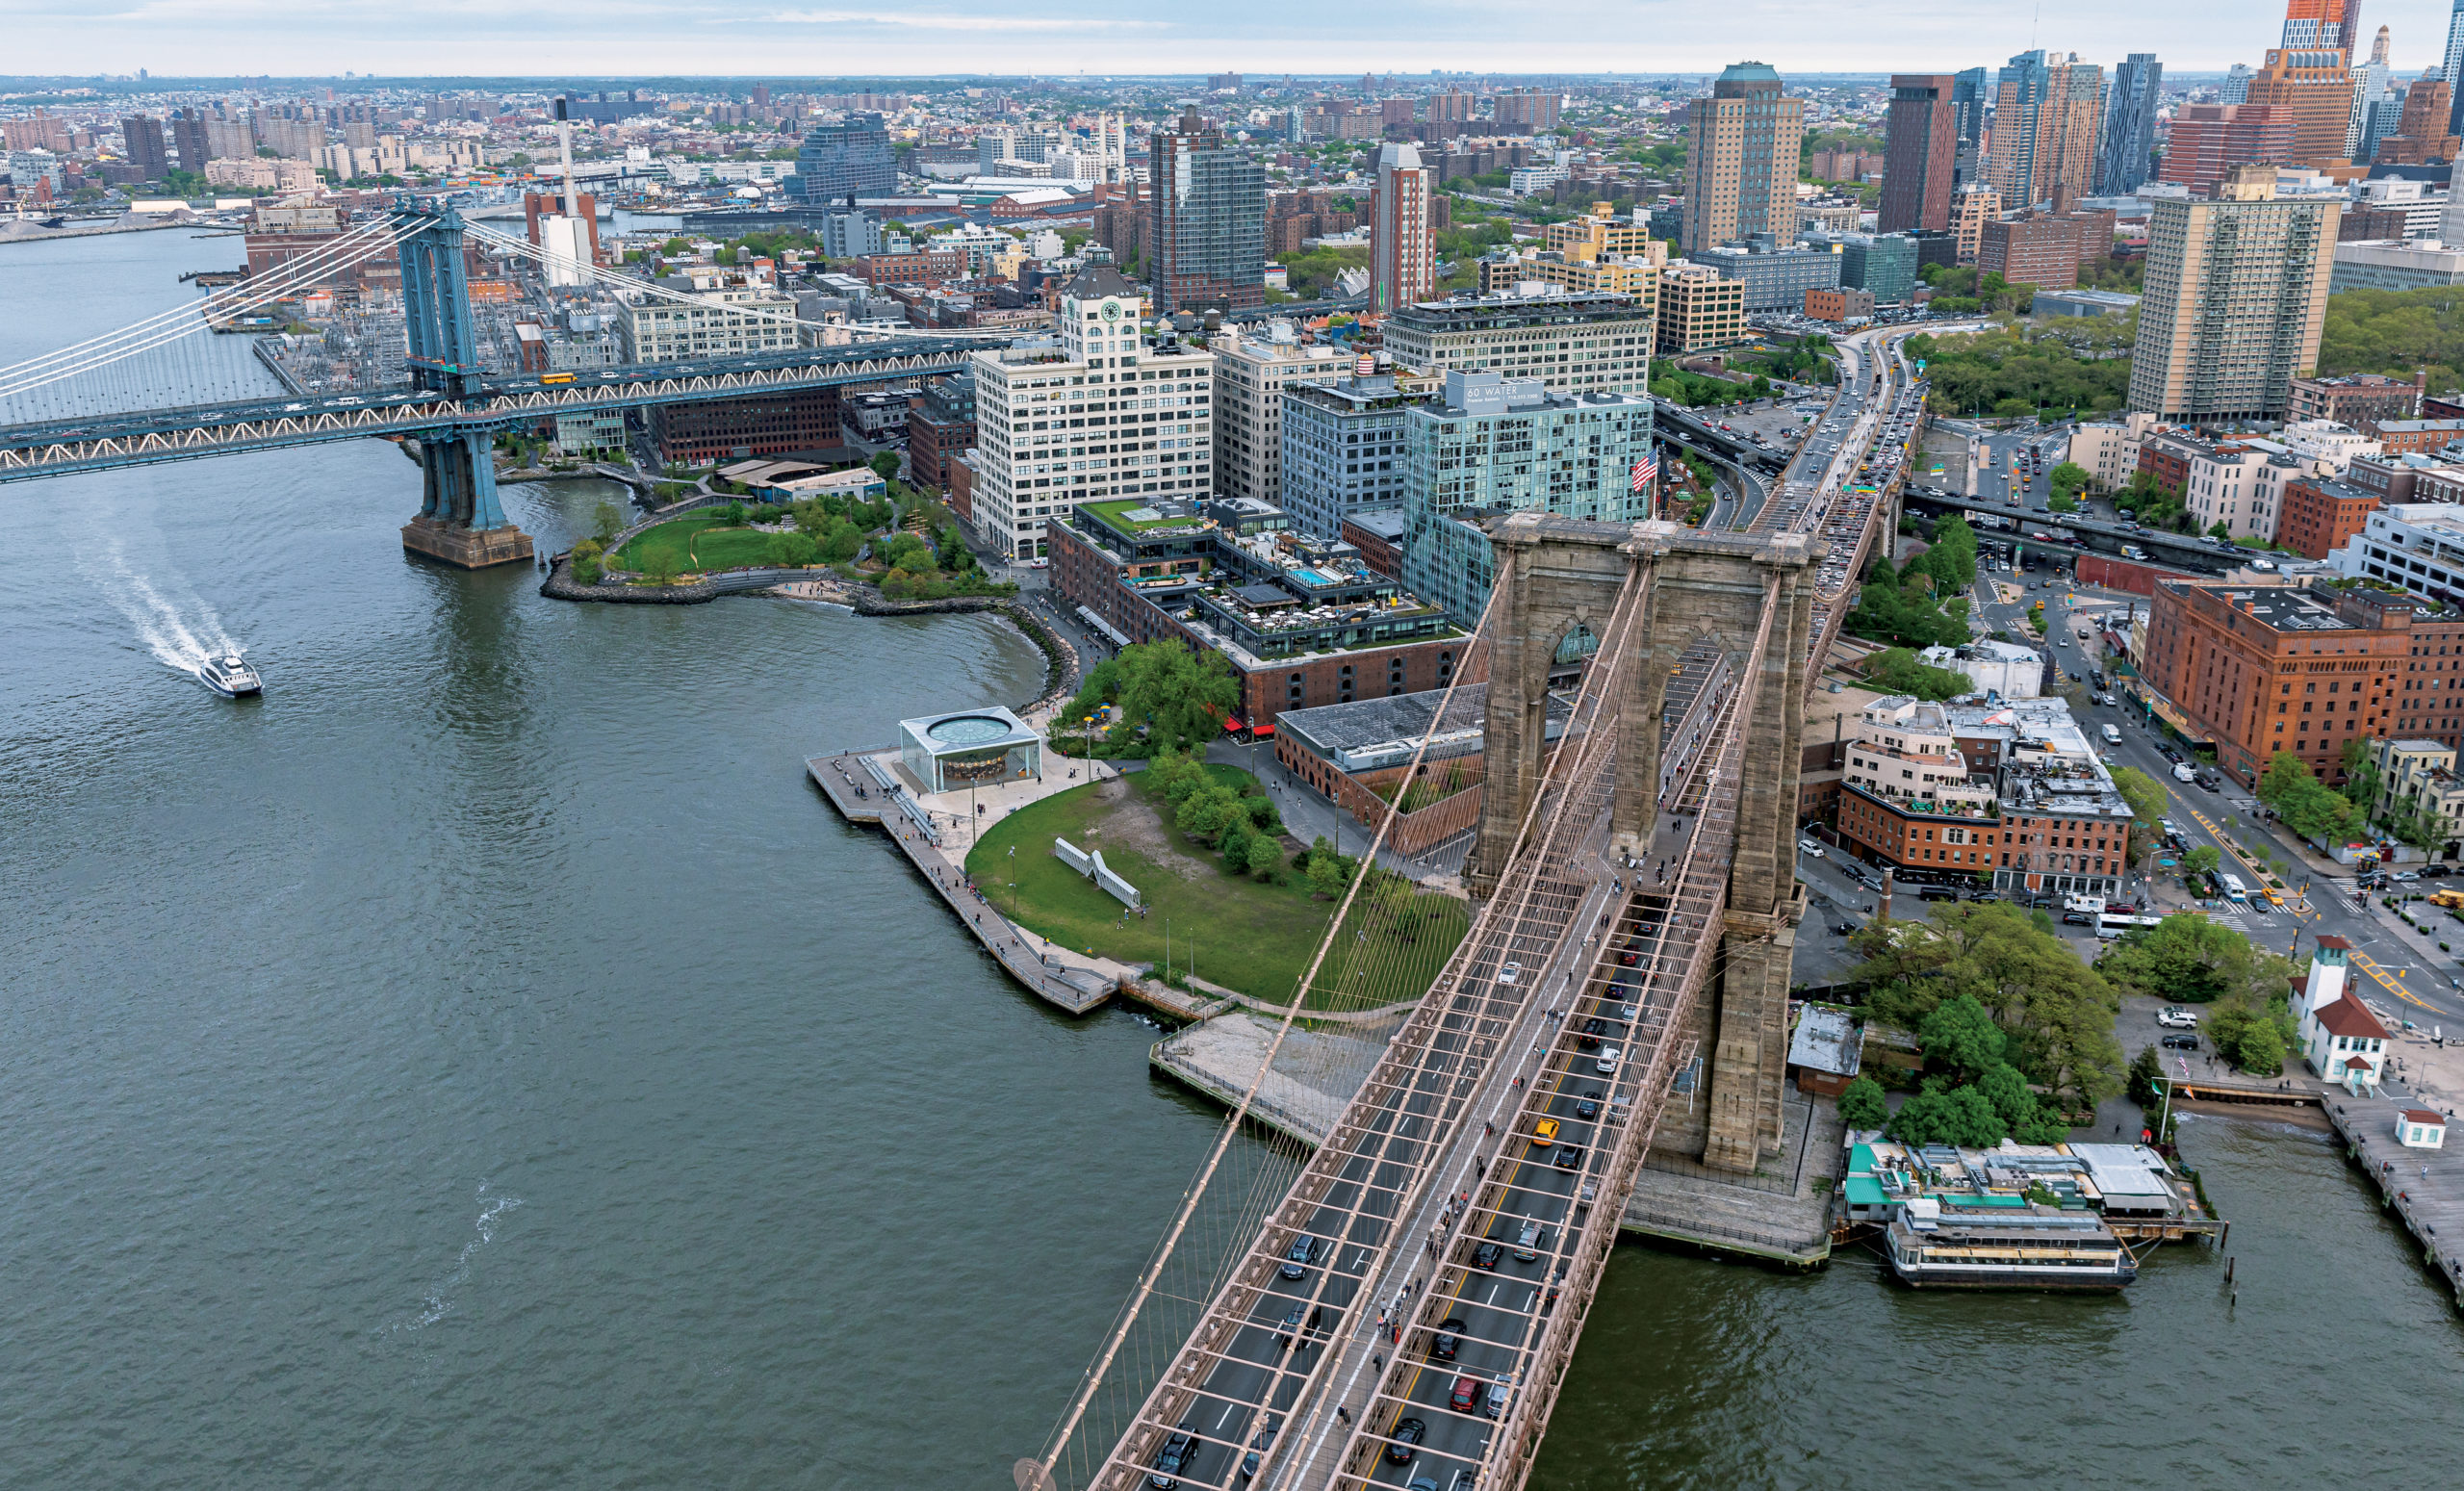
[1086, 568, 1773, 1491]
[0, 334, 1003, 482]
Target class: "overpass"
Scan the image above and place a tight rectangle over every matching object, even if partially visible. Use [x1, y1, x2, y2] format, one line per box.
[1029, 324, 1937, 1491]
[1899, 487, 2245, 574]
[0, 200, 1017, 565]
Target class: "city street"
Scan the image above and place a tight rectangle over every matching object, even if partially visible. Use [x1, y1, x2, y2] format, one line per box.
[1972, 569, 2464, 1026]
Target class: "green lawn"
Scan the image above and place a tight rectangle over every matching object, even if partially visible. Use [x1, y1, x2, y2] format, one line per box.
[964, 766, 1469, 1010]
[614, 516, 782, 574]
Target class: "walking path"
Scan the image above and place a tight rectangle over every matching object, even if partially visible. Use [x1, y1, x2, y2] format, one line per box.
[808, 747, 1130, 1015]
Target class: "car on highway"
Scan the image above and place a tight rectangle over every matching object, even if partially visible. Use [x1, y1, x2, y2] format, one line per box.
[1279, 1234, 1323, 1279]
[1485, 1375, 1516, 1419]
[1531, 1118, 1561, 1147]
[1273, 1302, 1323, 1349]
[1595, 1045, 1623, 1075]
[1148, 1420, 1196, 1488]
[1497, 961, 1522, 984]
[1799, 837, 1825, 858]
[1578, 1015, 1607, 1049]
[1384, 1417, 1426, 1463]
[1238, 1417, 1278, 1481]
[1575, 1090, 1602, 1118]
[1473, 1241, 1503, 1271]
[2157, 1007, 2199, 1028]
[1450, 1375, 1483, 1412]
[1514, 1220, 1544, 1261]
[1555, 1144, 1584, 1170]
[1432, 1317, 1466, 1359]
[2395, 870, 2422, 883]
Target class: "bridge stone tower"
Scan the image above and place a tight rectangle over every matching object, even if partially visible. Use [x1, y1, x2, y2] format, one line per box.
[1471, 513, 1817, 1173]
[396, 202, 534, 569]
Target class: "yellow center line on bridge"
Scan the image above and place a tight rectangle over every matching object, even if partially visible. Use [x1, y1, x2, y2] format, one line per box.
[2349, 949, 2442, 1013]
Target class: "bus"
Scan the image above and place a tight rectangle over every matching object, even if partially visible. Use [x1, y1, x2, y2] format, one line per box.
[2219, 873, 2248, 903]
[539, 373, 577, 385]
[2098, 913, 2167, 938]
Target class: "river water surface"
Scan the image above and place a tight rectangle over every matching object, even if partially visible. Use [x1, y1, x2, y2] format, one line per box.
[3, 229, 2457, 1491]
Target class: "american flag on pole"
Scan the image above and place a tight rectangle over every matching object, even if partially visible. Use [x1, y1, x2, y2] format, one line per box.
[1630, 452, 1657, 492]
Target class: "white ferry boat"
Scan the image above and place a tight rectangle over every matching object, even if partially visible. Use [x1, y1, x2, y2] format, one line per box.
[1884, 1198, 2137, 1291]
[196, 653, 263, 698]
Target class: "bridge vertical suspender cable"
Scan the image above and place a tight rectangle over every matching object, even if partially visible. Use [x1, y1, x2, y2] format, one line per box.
[1023, 581, 1509, 1491]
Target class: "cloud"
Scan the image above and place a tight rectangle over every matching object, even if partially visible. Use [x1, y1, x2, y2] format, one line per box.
[762, 9, 1168, 29]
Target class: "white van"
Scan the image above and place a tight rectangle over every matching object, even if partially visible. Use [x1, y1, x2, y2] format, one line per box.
[2100, 724, 2122, 745]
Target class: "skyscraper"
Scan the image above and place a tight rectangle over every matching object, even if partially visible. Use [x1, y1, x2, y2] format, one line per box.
[2245, 0, 2366, 166]
[169, 108, 209, 173]
[1682, 62, 1806, 256]
[119, 115, 168, 181]
[2446, 1, 2464, 134]
[2096, 54, 2163, 195]
[784, 114, 895, 205]
[1990, 51, 2105, 210]
[1880, 75, 1959, 232]
[1370, 141, 1433, 315]
[1148, 105, 1267, 316]
[2131, 166, 2338, 424]
[1951, 66, 1989, 186]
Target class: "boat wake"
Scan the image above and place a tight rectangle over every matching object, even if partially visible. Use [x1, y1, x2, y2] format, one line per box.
[77, 529, 242, 679]
[399, 1183, 526, 1332]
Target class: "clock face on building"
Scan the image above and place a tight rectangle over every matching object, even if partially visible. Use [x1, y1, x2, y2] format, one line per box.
[1101, 299, 1123, 322]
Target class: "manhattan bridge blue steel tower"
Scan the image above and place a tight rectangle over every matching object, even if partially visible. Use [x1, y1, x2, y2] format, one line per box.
[396, 200, 534, 568]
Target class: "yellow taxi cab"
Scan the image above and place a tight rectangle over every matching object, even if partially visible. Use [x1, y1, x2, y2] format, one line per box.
[1531, 1118, 1560, 1148]
[2264, 887, 2285, 907]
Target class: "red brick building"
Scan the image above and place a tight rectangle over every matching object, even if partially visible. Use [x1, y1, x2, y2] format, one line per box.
[651, 389, 844, 466]
[2142, 578, 2464, 784]
[1805, 286, 1877, 322]
[2365, 418, 2464, 455]
[2276, 476, 2378, 559]
[905, 370, 977, 493]
[857, 249, 967, 288]
[2290, 372, 2426, 426]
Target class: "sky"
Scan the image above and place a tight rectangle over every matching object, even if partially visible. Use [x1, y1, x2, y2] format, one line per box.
[2, 1, 2460, 81]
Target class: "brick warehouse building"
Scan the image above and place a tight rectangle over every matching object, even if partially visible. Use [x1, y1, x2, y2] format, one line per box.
[653, 388, 843, 466]
[906, 370, 977, 493]
[1049, 494, 1475, 732]
[1829, 696, 2134, 900]
[2143, 577, 2464, 785]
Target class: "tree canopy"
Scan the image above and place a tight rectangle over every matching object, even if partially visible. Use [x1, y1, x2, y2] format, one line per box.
[1070, 641, 1241, 757]
[2256, 750, 2358, 843]
[2316, 285, 2464, 392]
[1850, 901, 2124, 1105]
[2097, 913, 2292, 1007]
[2107, 766, 2170, 866]
[1861, 647, 1976, 701]
[1902, 322, 2132, 418]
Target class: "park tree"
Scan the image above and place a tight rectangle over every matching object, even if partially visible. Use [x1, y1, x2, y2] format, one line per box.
[1835, 1074, 1888, 1130]
[1244, 834, 1282, 880]
[1306, 853, 1348, 899]
[1851, 902, 2123, 1105]
[1918, 993, 2007, 1083]
[2048, 461, 2092, 501]
[2098, 913, 2290, 1007]
[1112, 641, 1242, 756]
[766, 531, 818, 567]
[1890, 1081, 2007, 1148]
[2107, 767, 2170, 865]
[2340, 736, 2383, 811]
[1861, 647, 1976, 701]
[869, 450, 902, 483]
[593, 500, 626, 546]
[2183, 844, 2221, 878]
[2204, 991, 2294, 1075]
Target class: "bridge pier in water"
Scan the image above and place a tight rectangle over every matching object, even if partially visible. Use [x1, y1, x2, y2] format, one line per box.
[402, 431, 533, 569]
[1475, 513, 1817, 1173]
[397, 201, 533, 569]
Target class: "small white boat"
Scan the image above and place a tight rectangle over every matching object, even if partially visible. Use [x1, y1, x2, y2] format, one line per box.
[196, 653, 262, 698]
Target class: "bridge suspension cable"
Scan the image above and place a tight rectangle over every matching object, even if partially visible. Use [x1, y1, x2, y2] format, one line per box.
[0, 217, 415, 400]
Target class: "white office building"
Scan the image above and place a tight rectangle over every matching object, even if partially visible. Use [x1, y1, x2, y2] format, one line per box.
[967, 262, 1216, 561]
[1211, 325, 1350, 508]
[2327, 501, 2464, 601]
[618, 279, 800, 362]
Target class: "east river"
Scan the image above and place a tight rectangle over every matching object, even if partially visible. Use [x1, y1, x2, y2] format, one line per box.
[2, 229, 2458, 1491]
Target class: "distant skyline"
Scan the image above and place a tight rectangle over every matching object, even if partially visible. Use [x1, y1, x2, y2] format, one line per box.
[5, 2, 2463, 81]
